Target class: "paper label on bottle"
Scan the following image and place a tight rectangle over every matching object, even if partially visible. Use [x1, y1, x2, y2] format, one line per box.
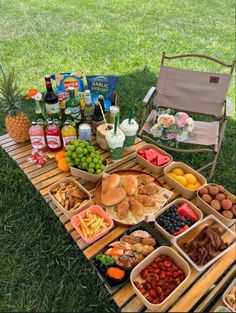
[63, 136, 76, 147]
[30, 136, 46, 149]
[70, 106, 81, 122]
[46, 135, 61, 148]
[45, 102, 60, 115]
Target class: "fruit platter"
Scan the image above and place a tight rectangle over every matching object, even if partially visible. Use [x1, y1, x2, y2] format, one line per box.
[91, 221, 167, 290]
[95, 170, 173, 225]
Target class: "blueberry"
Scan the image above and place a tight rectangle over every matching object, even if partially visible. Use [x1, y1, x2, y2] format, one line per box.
[175, 226, 180, 231]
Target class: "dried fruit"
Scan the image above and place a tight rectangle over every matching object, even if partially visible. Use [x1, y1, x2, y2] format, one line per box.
[215, 193, 226, 201]
[221, 199, 233, 210]
[199, 187, 208, 196]
[202, 194, 212, 203]
[210, 199, 221, 211]
[209, 186, 219, 196]
[222, 210, 233, 219]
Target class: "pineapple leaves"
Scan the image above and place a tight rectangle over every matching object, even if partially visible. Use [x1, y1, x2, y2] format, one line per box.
[0, 66, 23, 116]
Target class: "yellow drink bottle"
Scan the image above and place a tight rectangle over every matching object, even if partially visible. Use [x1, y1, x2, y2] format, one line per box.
[61, 121, 77, 147]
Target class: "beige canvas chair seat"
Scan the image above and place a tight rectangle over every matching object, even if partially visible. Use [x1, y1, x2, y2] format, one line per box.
[139, 53, 235, 179]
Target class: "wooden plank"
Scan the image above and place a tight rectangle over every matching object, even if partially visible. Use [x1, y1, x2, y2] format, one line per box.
[3, 141, 30, 151]
[0, 133, 10, 141]
[113, 283, 136, 308]
[121, 295, 144, 312]
[7, 144, 32, 156]
[27, 162, 58, 179]
[34, 172, 71, 190]
[170, 248, 236, 312]
[195, 265, 236, 312]
[11, 148, 32, 160]
[31, 168, 64, 184]
[0, 136, 14, 145]
[84, 226, 128, 259]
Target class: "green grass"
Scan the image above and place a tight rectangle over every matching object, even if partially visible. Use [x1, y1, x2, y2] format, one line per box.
[0, 0, 235, 311]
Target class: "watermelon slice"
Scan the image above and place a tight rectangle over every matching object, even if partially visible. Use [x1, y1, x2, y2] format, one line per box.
[145, 149, 158, 163]
[138, 150, 146, 157]
[172, 225, 189, 236]
[156, 154, 171, 166]
[177, 203, 199, 222]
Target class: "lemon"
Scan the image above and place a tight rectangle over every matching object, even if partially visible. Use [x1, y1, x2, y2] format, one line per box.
[184, 173, 197, 185]
[186, 183, 196, 190]
[168, 172, 177, 179]
[172, 168, 185, 176]
[194, 181, 201, 189]
[175, 175, 187, 186]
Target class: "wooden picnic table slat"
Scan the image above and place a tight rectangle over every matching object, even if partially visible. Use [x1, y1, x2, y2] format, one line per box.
[0, 133, 235, 313]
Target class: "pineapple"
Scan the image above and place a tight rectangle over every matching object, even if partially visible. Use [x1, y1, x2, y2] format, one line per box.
[0, 66, 30, 142]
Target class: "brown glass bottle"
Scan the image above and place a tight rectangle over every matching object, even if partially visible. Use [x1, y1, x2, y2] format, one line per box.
[44, 75, 60, 117]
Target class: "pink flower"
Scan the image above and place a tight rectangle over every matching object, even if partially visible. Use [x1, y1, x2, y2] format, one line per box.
[175, 112, 189, 128]
[158, 114, 175, 128]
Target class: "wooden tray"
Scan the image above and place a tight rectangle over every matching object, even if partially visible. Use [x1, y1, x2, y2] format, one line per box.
[94, 169, 173, 226]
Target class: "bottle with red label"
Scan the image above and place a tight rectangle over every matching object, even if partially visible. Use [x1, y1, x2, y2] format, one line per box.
[29, 121, 47, 151]
[45, 121, 62, 151]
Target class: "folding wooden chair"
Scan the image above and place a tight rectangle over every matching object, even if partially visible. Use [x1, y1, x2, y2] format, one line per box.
[139, 53, 235, 179]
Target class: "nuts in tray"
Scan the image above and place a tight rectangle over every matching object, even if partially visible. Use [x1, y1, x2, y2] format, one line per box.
[76, 209, 109, 239]
[51, 182, 88, 211]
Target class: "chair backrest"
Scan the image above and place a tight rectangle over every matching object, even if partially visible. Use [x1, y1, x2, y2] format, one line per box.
[155, 53, 235, 117]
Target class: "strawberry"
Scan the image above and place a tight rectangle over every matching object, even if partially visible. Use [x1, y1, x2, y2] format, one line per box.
[156, 286, 163, 294]
[164, 260, 172, 267]
[149, 289, 157, 298]
[154, 256, 162, 263]
[160, 271, 166, 279]
[139, 288, 146, 295]
[165, 289, 172, 297]
[159, 293, 165, 303]
[146, 295, 153, 303]
[152, 298, 159, 304]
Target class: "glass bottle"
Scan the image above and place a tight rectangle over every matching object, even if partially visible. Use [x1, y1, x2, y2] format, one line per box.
[64, 108, 75, 126]
[45, 121, 62, 151]
[61, 121, 77, 147]
[35, 103, 46, 128]
[29, 121, 47, 151]
[98, 95, 106, 114]
[84, 90, 94, 123]
[44, 75, 60, 117]
[51, 109, 61, 128]
[65, 86, 81, 125]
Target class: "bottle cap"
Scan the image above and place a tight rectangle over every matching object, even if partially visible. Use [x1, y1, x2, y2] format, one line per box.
[85, 90, 91, 95]
[98, 95, 104, 99]
[68, 86, 75, 91]
[48, 120, 53, 125]
[44, 75, 51, 79]
[64, 121, 70, 125]
[32, 121, 37, 125]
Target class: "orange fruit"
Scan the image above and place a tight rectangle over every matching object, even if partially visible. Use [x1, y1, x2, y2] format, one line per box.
[56, 150, 65, 162]
[186, 184, 197, 190]
[168, 172, 177, 179]
[175, 175, 187, 186]
[184, 173, 197, 185]
[194, 181, 201, 189]
[58, 158, 69, 172]
[172, 168, 185, 176]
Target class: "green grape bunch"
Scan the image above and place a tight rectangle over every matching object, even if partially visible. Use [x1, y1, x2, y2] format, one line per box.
[65, 140, 106, 174]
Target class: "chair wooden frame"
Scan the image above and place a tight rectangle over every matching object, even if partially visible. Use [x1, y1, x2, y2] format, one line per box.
[139, 53, 235, 179]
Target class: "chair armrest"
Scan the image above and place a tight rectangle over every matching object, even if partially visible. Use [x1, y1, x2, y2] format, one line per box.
[225, 97, 231, 119]
[143, 87, 156, 105]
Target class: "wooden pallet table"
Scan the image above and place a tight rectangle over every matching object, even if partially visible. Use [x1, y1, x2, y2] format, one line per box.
[1, 133, 235, 312]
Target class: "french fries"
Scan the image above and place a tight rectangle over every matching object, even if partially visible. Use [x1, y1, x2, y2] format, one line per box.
[77, 210, 109, 239]
[51, 182, 88, 211]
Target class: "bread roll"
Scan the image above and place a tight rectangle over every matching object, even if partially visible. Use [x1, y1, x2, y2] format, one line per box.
[102, 187, 126, 206]
[123, 175, 138, 196]
[102, 174, 120, 195]
[129, 197, 144, 216]
[117, 200, 129, 219]
[137, 174, 155, 185]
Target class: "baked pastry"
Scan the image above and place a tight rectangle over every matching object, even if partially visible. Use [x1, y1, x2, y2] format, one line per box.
[123, 175, 138, 196]
[133, 195, 156, 207]
[129, 197, 144, 216]
[102, 187, 126, 206]
[117, 200, 130, 219]
[137, 174, 155, 185]
[102, 174, 120, 195]
[138, 182, 159, 195]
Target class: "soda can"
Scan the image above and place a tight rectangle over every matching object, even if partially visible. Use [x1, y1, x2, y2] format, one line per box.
[109, 106, 120, 125]
[78, 123, 92, 143]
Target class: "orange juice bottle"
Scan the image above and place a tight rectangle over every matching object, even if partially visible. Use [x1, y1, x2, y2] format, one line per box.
[61, 121, 77, 147]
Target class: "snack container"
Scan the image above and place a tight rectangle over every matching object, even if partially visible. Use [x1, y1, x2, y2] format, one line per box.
[136, 143, 173, 175]
[130, 246, 190, 311]
[222, 278, 236, 312]
[70, 159, 108, 183]
[171, 215, 236, 272]
[71, 205, 114, 244]
[48, 178, 92, 218]
[164, 161, 207, 199]
[155, 198, 203, 241]
[197, 184, 235, 227]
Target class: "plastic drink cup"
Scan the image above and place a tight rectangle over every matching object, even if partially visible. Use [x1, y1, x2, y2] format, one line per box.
[79, 123, 92, 143]
[120, 118, 139, 150]
[106, 127, 125, 162]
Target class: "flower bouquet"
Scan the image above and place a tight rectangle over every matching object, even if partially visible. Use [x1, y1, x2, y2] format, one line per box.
[150, 110, 194, 144]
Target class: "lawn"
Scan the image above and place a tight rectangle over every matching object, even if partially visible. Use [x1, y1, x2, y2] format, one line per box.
[0, 0, 235, 312]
